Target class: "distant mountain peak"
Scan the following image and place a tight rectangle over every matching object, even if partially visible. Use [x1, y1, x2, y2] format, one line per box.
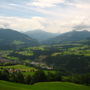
[24, 30, 59, 42]
[0, 28, 39, 49]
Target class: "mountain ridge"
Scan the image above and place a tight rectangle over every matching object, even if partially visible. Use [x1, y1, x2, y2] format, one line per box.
[24, 30, 59, 42]
[0, 28, 39, 49]
[43, 30, 90, 44]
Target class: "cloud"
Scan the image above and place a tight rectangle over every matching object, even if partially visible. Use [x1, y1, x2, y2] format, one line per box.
[0, 15, 90, 33]
[66, 0, 90, 9]
[73, 24, 90, 30]
[0, 0, 90, 33]
[0, 16, 46, 32]
[27, 0, 90, 9]
[27, 0, 64, 8]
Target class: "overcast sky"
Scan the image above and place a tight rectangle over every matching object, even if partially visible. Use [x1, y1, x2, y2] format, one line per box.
[0, 0, 90, 33]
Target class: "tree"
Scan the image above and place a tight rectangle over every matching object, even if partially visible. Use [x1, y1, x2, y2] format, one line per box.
[47, 72, 55, 81]
[54, 71, 62, 81]
[31, 70, 47, 84]
[71, 73, 90, 85]
[9, 72, 17, 82]
[47, 71, 62, 81]
[15, 71, 25, 83]
[25, 75, 32, 84]
[0, 69, 9, 81]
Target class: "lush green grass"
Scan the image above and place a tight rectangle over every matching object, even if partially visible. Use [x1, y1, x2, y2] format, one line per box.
[31, 82, 90, 90]
[0, 80, 90, 90]
[0, 65, 57, 76]
[0, 80, 30, 90]
[0, 65, 36, 72]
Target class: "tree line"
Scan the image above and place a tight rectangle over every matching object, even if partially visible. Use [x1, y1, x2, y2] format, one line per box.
[0, 68, 90, 85]
[0, 69, 62, 85]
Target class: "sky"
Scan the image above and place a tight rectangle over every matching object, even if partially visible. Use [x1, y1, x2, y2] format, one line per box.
[0, 0, 90, 33]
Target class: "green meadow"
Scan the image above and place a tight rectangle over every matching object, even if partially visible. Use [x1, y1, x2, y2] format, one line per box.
[0, 80, 90, 90]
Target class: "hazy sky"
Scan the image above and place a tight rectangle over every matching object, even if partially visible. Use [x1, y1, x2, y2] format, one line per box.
[0, 0, 90, 33]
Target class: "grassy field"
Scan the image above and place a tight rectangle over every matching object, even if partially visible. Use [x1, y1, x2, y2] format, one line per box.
[0, 80, 90, 90]
[0, 65, 36, 71]
[0, 65, 37, 76]
[0, 65, 57, 76]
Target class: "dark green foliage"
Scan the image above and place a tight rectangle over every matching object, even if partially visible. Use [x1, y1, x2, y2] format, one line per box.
[0, 68, 90, 86]
[54, 72, 62, 81]
[9, 72, 17, 82]
[71, 74, 90, 85]
[47, 72, 55, 81]
[0, 69, 9, 81]
[0, 69, 25, 84]
[43, 55, 90, 74]
[47, 72, 62, 81]
[31, 70, 47, 84]
[25, 75, 32, 84]
[15, 72, 25, 83]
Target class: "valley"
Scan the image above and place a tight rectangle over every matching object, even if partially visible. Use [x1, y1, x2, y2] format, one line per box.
[0, 0, 90, 89]
[0, 29, 90, 89]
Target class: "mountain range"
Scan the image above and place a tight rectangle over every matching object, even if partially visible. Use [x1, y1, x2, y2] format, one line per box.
[0, 28, 39, 49]
[0, 29, 90, 49]
[24, 30, 59, 42]
[43, 30, 90, 44]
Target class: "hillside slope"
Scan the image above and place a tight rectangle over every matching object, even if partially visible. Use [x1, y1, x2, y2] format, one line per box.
[43, 30, 90, 44]
[0, 80, 89, 90]
[0, 29, 39, 49]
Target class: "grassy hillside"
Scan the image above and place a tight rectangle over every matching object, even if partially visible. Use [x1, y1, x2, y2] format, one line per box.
[0, 80, 90, 90]
[0, 80, 29, 90]
[31, 82, 90, 90]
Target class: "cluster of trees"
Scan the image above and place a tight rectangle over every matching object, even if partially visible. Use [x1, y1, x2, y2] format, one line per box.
[43, 55, 90, 74]
[63, 74, 90, 86]
[0, 69, 90, 86]
[71, 74, 90, 85]
[0, 69, 62, 85]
